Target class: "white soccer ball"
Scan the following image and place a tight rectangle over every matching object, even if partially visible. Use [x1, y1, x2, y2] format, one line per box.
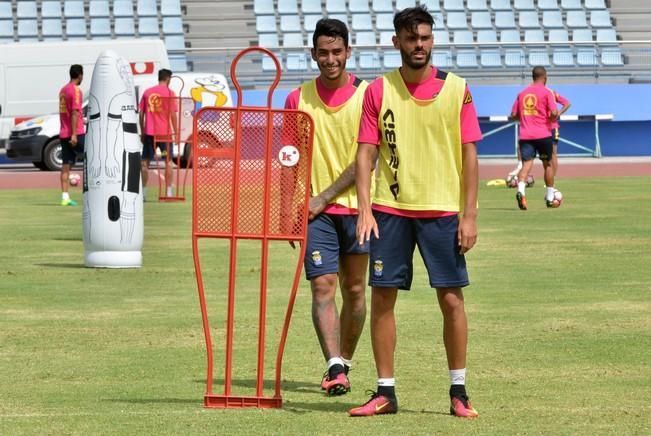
[69, 173, 81, 187]
[505, 174, 518, 188]
[552, 189, 563, 207]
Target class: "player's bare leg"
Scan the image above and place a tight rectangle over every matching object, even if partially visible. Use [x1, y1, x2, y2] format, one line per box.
[338, 253, 367, 362]
[552, 144, 559, 177]
[516, 159, 534, 210]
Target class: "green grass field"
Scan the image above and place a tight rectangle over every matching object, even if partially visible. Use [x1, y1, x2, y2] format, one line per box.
[1, 177, 650, 435]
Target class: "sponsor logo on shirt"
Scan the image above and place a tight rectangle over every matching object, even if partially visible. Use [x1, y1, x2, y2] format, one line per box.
[523, 93, 539, 116]
[382, 109, 400, 200]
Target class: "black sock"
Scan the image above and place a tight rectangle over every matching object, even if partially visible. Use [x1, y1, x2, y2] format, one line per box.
[343, 364, 350, 375]
[377, 385, 396, 400]
[328, 364, 345, 379]
[450, 384, 467, 398]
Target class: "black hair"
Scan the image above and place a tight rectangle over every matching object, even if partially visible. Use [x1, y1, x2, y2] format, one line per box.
[532, 66, 547, 81]
[312, 18, 349, 48]
[69, 64, 83, 79]
[393, 5, 434, 34]
[158, 68, 173, 81]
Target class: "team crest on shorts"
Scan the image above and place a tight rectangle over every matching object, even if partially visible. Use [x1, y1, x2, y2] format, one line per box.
[373, 260, 384, 278]
[311, 250, 322, 266]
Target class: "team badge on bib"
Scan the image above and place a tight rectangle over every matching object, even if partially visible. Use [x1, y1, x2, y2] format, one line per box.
[311, 250, 322, 266]
[373, 260, 384, 278]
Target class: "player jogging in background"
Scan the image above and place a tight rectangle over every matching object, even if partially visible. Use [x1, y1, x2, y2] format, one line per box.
[351, 6, 481, 418]
[58, 64, 85, 206]
[547, 87, 571, 177]
[284, 18, 369, 396]
[510, 66, 559, 210]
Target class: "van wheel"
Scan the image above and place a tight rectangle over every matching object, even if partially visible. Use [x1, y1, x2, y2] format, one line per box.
[32, 161, 49, 170]
[43, 139, 63, 171]
[180, 143, 192, 168]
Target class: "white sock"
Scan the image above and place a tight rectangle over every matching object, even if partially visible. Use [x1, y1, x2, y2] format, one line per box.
[327, 357, 344, 369]
[166, 186, 173, 196]
[62, 192, 70, 200]
[341, 357, 353, 368]
[546, 187, 555, 201]
[517, 181, 526, 195]
[450, 368, 466, 385]
[378, 377, 395, 387]
[517, 160, 523, 171]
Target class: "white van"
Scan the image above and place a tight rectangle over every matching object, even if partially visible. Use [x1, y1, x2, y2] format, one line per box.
[7, 71, 233, 170]
[0, 38, 169, 165]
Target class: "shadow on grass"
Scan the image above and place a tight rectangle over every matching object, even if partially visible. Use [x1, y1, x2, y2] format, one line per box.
[194, 378, 322, 395]
[53, 236, 83, 242]
[103, 398, 199, 405]
[36, 262, 85, 269]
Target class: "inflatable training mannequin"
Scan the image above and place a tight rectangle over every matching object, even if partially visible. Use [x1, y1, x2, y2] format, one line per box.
[83, 50, 143, 267]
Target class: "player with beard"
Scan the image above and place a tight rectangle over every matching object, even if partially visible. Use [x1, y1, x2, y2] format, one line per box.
[349, 6, 481, 417]
[284, 18, 369, 396]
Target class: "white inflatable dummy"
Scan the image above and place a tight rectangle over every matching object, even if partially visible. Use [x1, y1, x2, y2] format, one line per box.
[83, 50, 143, 267]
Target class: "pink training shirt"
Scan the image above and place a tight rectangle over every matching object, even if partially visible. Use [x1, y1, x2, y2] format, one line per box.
[549, 89, 570, 130]
[357, 66, 482, 218]
[138, 84, 177, 136]
[59, 82, 85, 138]
[511, 83, 557, 140]
[285, 74, 362, 215]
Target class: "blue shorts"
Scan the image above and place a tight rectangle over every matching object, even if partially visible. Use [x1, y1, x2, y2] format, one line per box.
[60, 135, 85, 165]
[141, 135, 171, 161]
[552, 128, 560, 146]
[369, 212, 469, 290]
[304, 213, 369, 280]
[519, 137, 553, 162]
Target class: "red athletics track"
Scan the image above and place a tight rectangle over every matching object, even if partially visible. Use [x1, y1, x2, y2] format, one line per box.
[0, 157, 649, 190]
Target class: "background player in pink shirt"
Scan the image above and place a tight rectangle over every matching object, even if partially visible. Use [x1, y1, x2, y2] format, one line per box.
[548, 88, 571, 177]
[138, 69, 177, 198]
[510, 66, 559, 210]
[58, 64, 85, 206]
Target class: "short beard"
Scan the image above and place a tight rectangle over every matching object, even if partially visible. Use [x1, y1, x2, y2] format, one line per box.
[400, 49, 431, 70]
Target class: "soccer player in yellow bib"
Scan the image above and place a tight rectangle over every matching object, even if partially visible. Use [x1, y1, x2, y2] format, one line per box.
[284, 19, 369, 396]
[350, 6, 481, 417]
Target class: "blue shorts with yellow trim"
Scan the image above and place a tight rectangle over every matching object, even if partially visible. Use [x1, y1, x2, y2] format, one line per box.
[519, 137, 553, 162]
[369, 212, 469, 290]
[304, 213, 369, 280]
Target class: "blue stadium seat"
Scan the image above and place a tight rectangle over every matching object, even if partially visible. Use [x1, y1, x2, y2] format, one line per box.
[376, 13, 394, 31]
[113, 1, 134, 17]
[253, 0, 273, 15]
[162, 16, 183, 34]
[17, 2, 38, 18]
[278, 0, 298, 15]
[542, 11, 564, 28]
[421, 0, 441, 13]
[352, 14, 373, 31]
[169, 54, 188, 72]
[453, 30, 474, 45]
[384, 51, 401, 69]
[446, 12, 468, 30]
[396, 0, 416, 10]
[590, 10, 612, 28]
[432, 12, 445, 29]
[480, 49, 502, 67]
[302, 0, 322, 14]
[138, 17, 159, 36]
[518, 11, 540, 29]
[443, 0, 465, 11]
[18, 19, 38, 38]
[561, 0, 582, 10]
[433, 30, 450, 44]
[596, 28, 617, 44]
[552, 49, 574, 66]
[89, 1, 110, 17]
[477, 29, 498, 44]
[114, 17, 136, 36]
[537, 0, 559, 10]
[137, 0, 158, 17]
[495, 11, 516, 29]
[490, 0, 511, 11]
[256, 15, 276, 33]
[585, 0, 606, 9]
[65, 18, 87, 38]
[64, 1, 85, 18]
[566, 10, 588, 28]
[529, 49, 550, 67]
[500, 29, 520, 44]
[456, 51, 479, 68]
[164, 34, 185, 51]
[524, 29, 545, 43]
[356, 32, 380, 69]
[326, 0, 348, 13]
[372, 0, 393, 13]
[572, 28, 593, 42]
[576, 48, 598, 66]
[42, 18, 64, 39]
[349, 0, 370, 13]
[379, 31, 393, 45]
[303, 15, 322, 32]
[471, 12, 492, 29]
[0, 3, 12, 20]
[431, 51, 453, 68]
[280, 15, 301, 32]
[259, 33, 279, 48]
[328, 14, 348, 26]
[504, 49, 525, 67]
[548, 29, 569, 44]
[90, 18, 111, 37]
[467, 0, 488, 11]
[0, 20, 13, 43]
[601, 48, 623, 66]
[284, 33, 307, 71]
[514, 0, 535, 10]
[161, 0, 182, 16]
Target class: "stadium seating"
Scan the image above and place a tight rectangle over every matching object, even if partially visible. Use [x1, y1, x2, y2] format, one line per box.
[443, 0, 465, 12]
[66, 18, 87, 39]
[162, 17, 184, 35]
[490, 0, 511, 11]
[90, 18, 111, 38]
[352, 14, 373, 31]
[538, 0, 559, 10]
[302, 0, 322, 14]
[137, 0, 158, 17]
[325, 0, 346, 13]
[113, 1, 135, 17]
[63, 1, 85, 18]
[356, 31, 381, 70]
[514, 0, 535, 10]
[304, 15, 322, 32]
[89, 1, 110, 18]
[138, 17, 159, 36]
[349, 0, 370, 13]
[17, 2, 38, 19]
[471, 12, 493, 30]
[467, 0, 488, 12]
[114, 17, 136, 37]
[256, 15, 276, 34]
[18, 19, 39, 38]
[0, 19, 14, 42]
[42, 18, 64, 39]
[277, 0, 298, 15]
[161, 0, 182, 17]
[280, 15, 301, 33]
[542, 11, 564, 28]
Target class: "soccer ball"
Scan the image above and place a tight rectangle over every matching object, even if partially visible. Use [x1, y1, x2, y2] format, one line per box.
[526, 174, 535, 187]
[550, 189, 563, 208]
[69, 173, 81, 187]
[505, 174, 518, 188]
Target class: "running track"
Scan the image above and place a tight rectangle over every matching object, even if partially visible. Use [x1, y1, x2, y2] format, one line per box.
[0, 157, 649, 190]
